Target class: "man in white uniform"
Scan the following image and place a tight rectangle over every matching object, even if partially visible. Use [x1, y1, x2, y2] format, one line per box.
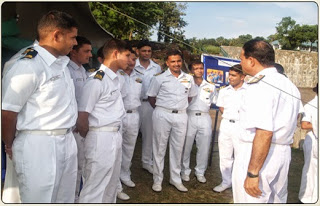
[181, 61, 217, 184]
[120, 50, 142, 186]
[213, 64, 247, 192]
[232, 39, 301, 203]
[67, 36, 92, 202]
[2, 10, 78, 203]
[299, 83, 318, 203]
[76, 39, 129, 203]
[2, 40, 39, 204]
[147, 49, 197, 192]
[135, 40, 161, 174]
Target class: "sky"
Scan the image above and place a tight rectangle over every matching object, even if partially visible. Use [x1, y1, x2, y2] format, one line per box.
[151, 2, 318, 40]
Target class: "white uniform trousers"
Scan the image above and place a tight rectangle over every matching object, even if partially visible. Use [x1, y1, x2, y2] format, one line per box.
[232, 141, 291, 203]
[181, 112, 212, 176]
[152, 107, 188, 184]
[12, 131, 77, 203]
[79, 130, 122, 203]
[139, 101, 154, 167]
[120, 112, 140, 182]
[73, 132, 85, 202]
[2, 155, 21, 203]
[299, 132, 318, 203]
[217, 118, 240, 187]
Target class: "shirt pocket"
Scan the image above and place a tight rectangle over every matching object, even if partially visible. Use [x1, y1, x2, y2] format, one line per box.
[38, 75, 67, 106]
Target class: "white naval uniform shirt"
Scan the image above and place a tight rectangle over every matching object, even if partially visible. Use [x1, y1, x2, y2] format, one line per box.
[302, 96, 318, 138]
[68, 60, 88, 104]
[147, 69, 197, 110]
[216, 83, 247, 120]
[239, 67, 301, 145]
[116, 70, 128, 98]
[134, 59, 161, 100]
[2, 40, 39, 78]
[78, 64, 126, 127]
[122, 70, 143, 110]
[2, 44, 77, 130]
[188, 80, 217, 112]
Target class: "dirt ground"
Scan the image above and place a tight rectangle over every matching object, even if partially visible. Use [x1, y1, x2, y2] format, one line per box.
[118, 88, 315, 203]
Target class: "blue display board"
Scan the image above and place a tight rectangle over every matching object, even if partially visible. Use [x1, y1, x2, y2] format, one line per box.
[201, 54, 240, 109]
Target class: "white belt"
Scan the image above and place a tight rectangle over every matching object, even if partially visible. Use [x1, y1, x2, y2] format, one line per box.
[89, 126, 120, 132]
[19, 128, 72, 136]
[187, 110, 209, 116]
[157, 106, 186, 114]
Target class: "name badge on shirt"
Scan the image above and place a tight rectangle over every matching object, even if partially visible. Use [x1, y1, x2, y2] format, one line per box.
[49, 75, 61, 82]
[179, 78, 191, 89]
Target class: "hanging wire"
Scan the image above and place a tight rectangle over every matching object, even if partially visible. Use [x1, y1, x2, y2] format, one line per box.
[97, 2, 318, 109]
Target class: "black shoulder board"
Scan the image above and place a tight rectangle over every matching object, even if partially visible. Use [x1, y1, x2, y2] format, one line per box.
[134, 69, 144, 75]
[87, 68, 98, 73]
[94, 70, 105, 80]
[21, 48, 38, 59]
[154, 70, 165, 76]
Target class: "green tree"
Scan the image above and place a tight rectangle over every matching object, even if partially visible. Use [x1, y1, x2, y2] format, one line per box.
[157, 2, 187, 43]
[276, 17, 297, 49]
[89, 2, 163, 40]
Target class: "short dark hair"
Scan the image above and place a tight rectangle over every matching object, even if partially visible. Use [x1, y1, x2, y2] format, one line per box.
[102, 38, 131, 58]
[165, 49, 183, 61]
[37, 10, 78, 39]
[189, 60, 204, 71]
[229, 64, 243, 74]
[137, 40, 152, 49]
[72, 36, 91, 51]
[97, 46, 104, 59]
[313, 83, 318, 94]
[242, 39, 275, 67]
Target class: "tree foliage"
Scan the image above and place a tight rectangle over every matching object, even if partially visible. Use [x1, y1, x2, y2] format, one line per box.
[89, 2, 187, 41]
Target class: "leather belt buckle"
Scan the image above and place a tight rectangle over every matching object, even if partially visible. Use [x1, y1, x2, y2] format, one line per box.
[195, 113, 201, 116]
[172, 110, 178, 113]
[127, 110, 133, 113]
[229, 120, 235, 123]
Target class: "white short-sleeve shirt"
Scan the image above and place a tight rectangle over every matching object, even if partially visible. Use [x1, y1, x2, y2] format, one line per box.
[2, 44, 77, 130]
[122, 70, 143, 110]
[78, 64, 126, 127]
[188, 80, 217, 112]
[216, 83, 247, 120]
[134, 59, 161, 99]
[147, 69, 197, 110]
[302, 95, 318, 138]
[68, 60, 88, 104]
[239, 67, 301, 145]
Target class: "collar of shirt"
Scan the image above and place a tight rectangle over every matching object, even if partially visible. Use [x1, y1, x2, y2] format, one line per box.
[100, 64, 118, 80]
[135, 58, 157, 71]
[255, 67, 278, 77]
[34, 45, 70, 68]
[68, 60, 84, 71]
[165, 68, 187, 79]
[225, 82, 248, 91]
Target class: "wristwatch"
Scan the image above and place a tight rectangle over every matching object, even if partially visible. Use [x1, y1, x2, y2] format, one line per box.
[247, 171, 259, 178]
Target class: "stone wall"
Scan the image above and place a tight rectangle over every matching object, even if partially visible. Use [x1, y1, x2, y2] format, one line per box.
[221, 46, 318, 88]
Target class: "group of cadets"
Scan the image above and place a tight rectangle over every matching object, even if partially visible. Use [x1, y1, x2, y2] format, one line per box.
[2, 10, 317, 204]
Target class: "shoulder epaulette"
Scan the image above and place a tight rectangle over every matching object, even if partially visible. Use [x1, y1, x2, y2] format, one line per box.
[21, 48, 37, 59]
[119, 70, 125, 75]
[205, 79, 212, 84]
[188, 73, 194, 76]
[134, 69, 144, 75]
[94, 70, 105, 81]
[247, 75, 265, 84]
[154, 70, 165, 76]
[87, 67, 98, 73]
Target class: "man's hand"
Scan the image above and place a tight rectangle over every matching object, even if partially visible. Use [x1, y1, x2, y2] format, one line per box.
[5, 145, 13, 160]
[76, 112, 89, 138]
[244, 176, 262, 198]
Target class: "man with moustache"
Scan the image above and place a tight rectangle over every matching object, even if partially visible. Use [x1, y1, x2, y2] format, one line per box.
[147, 49, 197, 192]
[233, 39, 301, 203]
[2, 10, 78, 203]
[76, 39, 130, 203]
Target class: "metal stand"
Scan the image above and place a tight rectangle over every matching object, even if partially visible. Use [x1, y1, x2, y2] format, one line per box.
[208, 109, 219, 167]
